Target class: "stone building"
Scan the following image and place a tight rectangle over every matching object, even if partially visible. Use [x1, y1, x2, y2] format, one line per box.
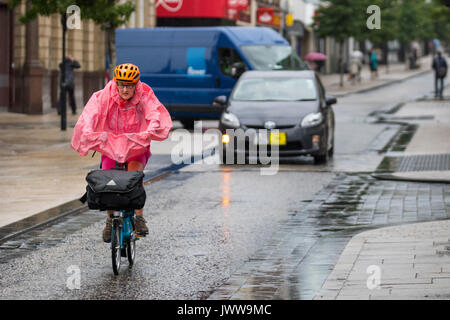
[1, 1, 107, 114]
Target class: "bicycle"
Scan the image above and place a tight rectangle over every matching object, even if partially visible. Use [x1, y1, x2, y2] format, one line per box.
[110, 208, 139, 275]
[107, 161, 144, 275]
[82, 158, 147, 275]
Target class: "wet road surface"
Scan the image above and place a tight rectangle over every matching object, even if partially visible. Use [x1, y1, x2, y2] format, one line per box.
[0, 170, 335, 299]
[0, 72, 442, 300]
[208, 173, 450, 299]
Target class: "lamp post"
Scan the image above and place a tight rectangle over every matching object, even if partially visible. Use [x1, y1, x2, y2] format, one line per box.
[60, 13, 67, 131]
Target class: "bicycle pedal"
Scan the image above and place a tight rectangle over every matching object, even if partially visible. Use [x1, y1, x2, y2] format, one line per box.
[136, 233, 147, 238]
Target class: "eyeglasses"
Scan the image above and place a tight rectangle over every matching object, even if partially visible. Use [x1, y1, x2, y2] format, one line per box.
[117, 83, 136, 89]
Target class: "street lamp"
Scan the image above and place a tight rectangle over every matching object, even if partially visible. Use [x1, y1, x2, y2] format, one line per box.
[60, 13, 67, 131]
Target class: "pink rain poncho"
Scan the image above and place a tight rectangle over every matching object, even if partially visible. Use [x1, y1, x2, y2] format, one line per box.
[71, 80, 172, 163]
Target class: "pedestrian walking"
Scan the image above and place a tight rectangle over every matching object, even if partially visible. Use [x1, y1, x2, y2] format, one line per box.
[58, 55, 81, 115]
[349, 51, 363, 85]
[369, 49, 378, 80]
[348, 59, 359, 84]
[432, 51, 448, 99]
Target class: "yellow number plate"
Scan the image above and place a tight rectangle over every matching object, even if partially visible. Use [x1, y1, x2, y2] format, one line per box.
[269, 132, 286, 145]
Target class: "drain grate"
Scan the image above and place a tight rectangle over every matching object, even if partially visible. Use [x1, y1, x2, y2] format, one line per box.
[397, 154, 450, 172]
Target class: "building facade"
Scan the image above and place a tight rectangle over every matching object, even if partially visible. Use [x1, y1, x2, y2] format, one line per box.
[2, 0, 106, 114]
[284, 0, 316, 60]
[1, 0, 320, 114]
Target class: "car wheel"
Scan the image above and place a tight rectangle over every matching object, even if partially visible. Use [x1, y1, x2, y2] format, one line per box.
[328, 127, 335, 158]
[314, 153, 328, 164]
[328, 145, 334, 158]
[180, 119, 195, 130]
[314, 141, 329, 164]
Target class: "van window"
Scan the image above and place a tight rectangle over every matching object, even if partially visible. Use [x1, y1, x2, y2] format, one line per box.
[218, 47, 244, 77]
[241, 45, 307, 70]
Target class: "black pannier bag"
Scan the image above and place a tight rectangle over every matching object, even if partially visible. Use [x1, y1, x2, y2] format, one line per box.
[80, 169, 146, 211]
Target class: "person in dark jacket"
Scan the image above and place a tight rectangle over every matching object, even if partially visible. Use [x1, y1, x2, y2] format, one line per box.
[432, 51, 447, 99]
[58, 55, 81, 115]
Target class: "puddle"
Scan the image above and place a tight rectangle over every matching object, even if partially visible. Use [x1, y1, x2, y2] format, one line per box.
[380, 124, 418, 154]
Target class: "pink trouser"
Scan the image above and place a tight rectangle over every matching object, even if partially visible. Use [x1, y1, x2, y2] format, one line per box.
[101, 149, 151, 170]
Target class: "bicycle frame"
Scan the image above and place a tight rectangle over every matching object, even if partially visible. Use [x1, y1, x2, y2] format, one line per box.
[109, 161, 139, 275]
[111, 209, 135, 250]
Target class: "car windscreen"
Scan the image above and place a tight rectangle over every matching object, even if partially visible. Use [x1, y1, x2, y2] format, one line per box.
[231, 77, 317, 102]
[241, 45, 308, 70]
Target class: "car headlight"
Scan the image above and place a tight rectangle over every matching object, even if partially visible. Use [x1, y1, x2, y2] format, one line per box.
[301, 112, 323, 128]
[221, 112, 240, 128]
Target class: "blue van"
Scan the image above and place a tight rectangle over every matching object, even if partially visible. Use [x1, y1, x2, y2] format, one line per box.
[116, 27, 308, 128]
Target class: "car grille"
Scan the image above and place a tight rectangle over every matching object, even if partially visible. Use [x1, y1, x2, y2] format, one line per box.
[228, 136, 303, 152]
[244, 124, 296, 129]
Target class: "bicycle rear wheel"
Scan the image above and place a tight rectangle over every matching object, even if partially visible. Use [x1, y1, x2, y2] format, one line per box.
[111, 220, 121, 275]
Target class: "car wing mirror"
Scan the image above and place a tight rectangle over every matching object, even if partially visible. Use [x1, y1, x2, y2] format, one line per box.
[326, 95, 337, 106]
[213, 95, 227, 108]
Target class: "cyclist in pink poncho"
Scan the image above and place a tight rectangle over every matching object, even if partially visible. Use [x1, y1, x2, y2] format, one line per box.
[71, 63, 172, 242]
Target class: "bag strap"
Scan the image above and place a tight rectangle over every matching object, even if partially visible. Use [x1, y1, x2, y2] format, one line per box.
[80, 192, 87, 204]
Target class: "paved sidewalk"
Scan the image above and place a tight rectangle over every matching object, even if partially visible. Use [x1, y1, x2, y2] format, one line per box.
[314, 220, 450, 300]
[321, 56, 432, 97]
[374, 93, 450, 183]
[0, 112, 181, 230]
[314, 87, 450, 300]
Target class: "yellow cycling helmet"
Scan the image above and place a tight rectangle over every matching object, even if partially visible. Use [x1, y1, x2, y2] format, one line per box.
[113, 63, 140, 84]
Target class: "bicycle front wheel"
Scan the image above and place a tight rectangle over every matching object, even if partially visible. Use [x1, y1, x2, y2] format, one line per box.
[111, 220, 121, 275]
[127, 238, 136, 267]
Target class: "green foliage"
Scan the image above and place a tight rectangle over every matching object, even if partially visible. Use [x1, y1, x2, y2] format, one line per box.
[76, 0, 134, 29]
[313, 0, 367, 41]
[396, 0, 434, 43]
[431, 0, 450, 41]
[313, 0, 448, 44]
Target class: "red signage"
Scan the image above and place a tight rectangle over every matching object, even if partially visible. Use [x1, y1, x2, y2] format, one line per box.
[227, 0, 249, 20]
[156, 0, 249, 19]
[257, 7, 274, 25]
[228, 0, 249, 10]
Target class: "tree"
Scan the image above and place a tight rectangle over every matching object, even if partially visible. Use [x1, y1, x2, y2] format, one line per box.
[313, 0, 367, 87]
[431, 0, 450, 44]
[396, 0, 434, 61]
[9, 0, 135, 77]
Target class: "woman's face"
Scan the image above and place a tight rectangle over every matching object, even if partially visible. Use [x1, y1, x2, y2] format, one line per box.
[116, 81, 136, 100]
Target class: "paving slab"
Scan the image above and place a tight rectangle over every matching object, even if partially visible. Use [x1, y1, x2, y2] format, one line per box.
[315, 220, 450, 300]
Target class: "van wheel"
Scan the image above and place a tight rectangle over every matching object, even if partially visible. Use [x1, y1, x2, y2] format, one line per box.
[180, 119, 195, 130]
